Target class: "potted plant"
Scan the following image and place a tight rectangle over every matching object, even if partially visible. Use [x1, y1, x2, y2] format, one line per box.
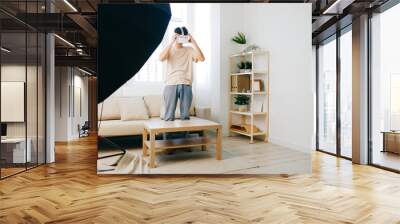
[232, 32, 247, 52]
[237, 61, 252, 73]
[234, 95, 250, 112]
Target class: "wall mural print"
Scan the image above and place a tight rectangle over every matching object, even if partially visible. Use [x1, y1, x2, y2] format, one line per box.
[97, 3, 313, 175]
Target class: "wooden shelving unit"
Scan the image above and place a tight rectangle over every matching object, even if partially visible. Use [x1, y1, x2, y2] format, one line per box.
[228, 50, 269, 143]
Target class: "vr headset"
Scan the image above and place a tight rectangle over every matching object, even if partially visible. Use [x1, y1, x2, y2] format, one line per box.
[176, 27, 189, 44]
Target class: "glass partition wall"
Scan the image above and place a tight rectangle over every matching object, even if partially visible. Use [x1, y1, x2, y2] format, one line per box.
[370, 3, 400, 172]
[316, 27, 352, 159]
[0, 2, 46, 179]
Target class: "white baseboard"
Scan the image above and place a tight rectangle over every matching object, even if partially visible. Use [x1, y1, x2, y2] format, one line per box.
[268, 136, 311, 154]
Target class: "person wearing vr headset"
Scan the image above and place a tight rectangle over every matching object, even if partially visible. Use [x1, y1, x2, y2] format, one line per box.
[159, 26, 205, 121]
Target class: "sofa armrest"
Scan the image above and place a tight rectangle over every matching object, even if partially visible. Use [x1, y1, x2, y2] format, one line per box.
[195, 107, 211, 120]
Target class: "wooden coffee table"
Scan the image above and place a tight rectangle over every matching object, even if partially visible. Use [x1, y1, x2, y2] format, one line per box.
[142, 117, 222, 168]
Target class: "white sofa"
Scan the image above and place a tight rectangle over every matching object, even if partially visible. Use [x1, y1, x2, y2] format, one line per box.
[98, 95, 197, 137]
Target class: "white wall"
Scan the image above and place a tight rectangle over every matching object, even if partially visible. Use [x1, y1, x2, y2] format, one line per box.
[55, 67, 89, 141]
[248, 4, 313, 153]
[218, 3, 313, 153]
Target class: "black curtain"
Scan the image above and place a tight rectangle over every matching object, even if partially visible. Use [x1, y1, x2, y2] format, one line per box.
[97, 4, 171, 103]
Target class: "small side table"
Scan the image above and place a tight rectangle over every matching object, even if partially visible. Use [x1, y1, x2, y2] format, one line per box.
[381, 131, 400, 154]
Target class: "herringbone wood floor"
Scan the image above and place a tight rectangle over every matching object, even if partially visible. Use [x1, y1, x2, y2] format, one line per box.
[1, 136, 400, 224]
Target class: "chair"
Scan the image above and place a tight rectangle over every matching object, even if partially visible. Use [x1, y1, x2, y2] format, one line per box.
[78, 121, 90, 138]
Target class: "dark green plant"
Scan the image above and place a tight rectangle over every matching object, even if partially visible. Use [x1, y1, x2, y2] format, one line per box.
[237, 61, 246, 70]
[234, 95, 250, 105]
[232, 32, 247, 44]
[245, 61, 252, 69]
[237, 61, 252, 70]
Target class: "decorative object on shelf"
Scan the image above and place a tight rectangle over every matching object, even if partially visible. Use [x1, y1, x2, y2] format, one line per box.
[253, 79, 263, 92]
[242, 44, 260, 53]
[237, 61, 252, 73]
[234, 95, 250, 112]
[230, 124, 260, 134]
[242, 124, 261, 133]
[252, 100, 264, 113]
[231, 32, 247, 52]
[231, 75, 250, 92]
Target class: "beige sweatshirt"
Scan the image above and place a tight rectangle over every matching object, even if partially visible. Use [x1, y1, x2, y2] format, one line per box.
[165, 46, 194, 85]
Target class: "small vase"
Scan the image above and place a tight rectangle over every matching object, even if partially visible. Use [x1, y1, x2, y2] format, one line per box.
[238, 105, 248, 112]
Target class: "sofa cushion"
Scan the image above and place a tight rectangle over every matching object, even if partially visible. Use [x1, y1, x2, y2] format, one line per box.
[98, 119, 147, 137]
[143, 95, 162, 117]
[98, 97, 121, 121]
[119, 96, 149, 121]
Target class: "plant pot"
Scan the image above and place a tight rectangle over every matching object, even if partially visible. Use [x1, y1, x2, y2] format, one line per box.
[236, 44, 247, 53]
[237, 105, 248, 112]
[239, 69, 252, 73]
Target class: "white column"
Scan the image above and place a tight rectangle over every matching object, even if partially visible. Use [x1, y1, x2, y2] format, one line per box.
[352, 14, 369, 164]
[46, 32, 55, 163]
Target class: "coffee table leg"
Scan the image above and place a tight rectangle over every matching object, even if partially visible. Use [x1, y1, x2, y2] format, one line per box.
[142, 128, 148, 156]
[216, 127, 222, 160]
[201, 130, 207, 151]
[149, 131, 156, 168]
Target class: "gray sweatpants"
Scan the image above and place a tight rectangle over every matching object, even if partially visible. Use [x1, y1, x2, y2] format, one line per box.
[163, 84, 192, 121]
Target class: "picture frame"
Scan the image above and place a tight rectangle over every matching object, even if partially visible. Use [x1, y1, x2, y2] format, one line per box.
[253, 79, 263, 92]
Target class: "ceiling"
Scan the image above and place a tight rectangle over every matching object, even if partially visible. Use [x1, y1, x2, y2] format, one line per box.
[0, 0, 394, 73]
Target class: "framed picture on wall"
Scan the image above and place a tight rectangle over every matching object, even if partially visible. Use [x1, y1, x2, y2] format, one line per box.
[253, 80, 263, 92]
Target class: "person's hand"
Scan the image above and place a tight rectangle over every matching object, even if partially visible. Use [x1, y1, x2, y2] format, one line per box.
[171, 33, 178, 44]
[188, 34, 193, 43]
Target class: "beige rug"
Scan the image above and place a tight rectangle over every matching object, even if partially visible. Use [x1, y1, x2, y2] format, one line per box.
[98, 151, 140, 174]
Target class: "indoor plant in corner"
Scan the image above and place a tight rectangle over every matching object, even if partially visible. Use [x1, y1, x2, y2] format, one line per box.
[234, 95, 250, 112]
[232, 32, 247, 52]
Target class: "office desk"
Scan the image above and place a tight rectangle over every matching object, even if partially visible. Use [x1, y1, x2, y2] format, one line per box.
[1, 138, 31, 164]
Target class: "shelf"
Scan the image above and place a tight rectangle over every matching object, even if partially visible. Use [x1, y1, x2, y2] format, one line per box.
[230, 92, 266, 95]
[230, 51, 267, 58]
[144, 137, 214, 151]
[229, 128, 266, 137]
[230, 110, 267, 116]
[230, 71, 267, 76]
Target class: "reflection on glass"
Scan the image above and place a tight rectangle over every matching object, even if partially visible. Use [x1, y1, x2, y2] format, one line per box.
[318, 38, 337, 154]
[340, 30, 352, 158]
[1, 31, 27, 177]
[371, 3, 400, 171]
[27, 31, 38, 169]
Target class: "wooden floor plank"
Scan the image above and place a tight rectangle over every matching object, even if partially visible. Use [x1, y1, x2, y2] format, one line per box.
[0, 135, 399, 223]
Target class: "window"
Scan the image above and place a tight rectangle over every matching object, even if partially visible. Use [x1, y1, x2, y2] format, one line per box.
[390, 74, 400, 130]
[127, 4, 188, 83]
[114, 4, 189, 97]
[318, 37, 337, 154]
[340, 29, 352, 158]
[371, 2, 400, 171]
